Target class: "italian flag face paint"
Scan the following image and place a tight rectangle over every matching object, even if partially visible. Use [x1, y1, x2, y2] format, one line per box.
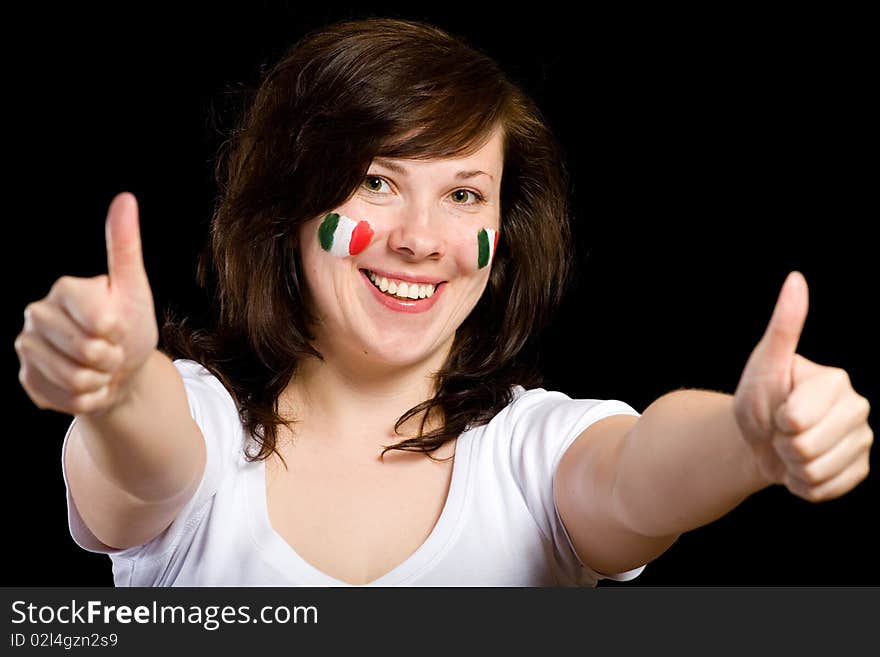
[477, 228, 499, 269]
[318, 213, 374, 257]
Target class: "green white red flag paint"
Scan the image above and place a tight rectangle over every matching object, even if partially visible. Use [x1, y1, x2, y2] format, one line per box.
[319, 213, 374, 257]
[477, 228, 499, 269]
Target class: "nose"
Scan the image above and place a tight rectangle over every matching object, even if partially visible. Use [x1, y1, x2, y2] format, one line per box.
[387, 207, 446, 261]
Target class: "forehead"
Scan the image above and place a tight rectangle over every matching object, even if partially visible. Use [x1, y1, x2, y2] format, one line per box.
[375, 126, 504, 180]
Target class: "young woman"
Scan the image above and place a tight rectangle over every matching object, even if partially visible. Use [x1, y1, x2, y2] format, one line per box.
[15, 18, 872, 586]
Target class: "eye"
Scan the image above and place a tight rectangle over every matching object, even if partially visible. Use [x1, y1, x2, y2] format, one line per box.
[362, 174, 486, 206]
[449, 189, 485, 205]
[362, 175, 390, 194]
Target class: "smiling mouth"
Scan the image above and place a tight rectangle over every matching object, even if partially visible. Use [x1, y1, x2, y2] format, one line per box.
[361, 269, 444, 300]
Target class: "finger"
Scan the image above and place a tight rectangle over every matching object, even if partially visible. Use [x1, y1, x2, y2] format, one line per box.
[774, 363, 851, 434]
[47, 275, 123, 342]
[14, 332, 112, 394]
[23, 301, 124, 372]
[18, 360, 111, 415]
[784, 453, 871, 503]
[105, 192, 149, 295]
[772, 393, 871, 463]
[757, 271, 809, 370]
[784, 424, 873, 487]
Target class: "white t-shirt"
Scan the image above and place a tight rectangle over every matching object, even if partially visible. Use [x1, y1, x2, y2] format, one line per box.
[61, 359, 647, 586]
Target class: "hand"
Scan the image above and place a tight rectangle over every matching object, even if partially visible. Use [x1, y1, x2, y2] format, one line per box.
[15, 192, 158, 416]
[732, 271, 872, 502]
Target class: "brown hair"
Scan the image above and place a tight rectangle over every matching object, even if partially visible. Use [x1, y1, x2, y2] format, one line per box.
[161, 17, 573, 462]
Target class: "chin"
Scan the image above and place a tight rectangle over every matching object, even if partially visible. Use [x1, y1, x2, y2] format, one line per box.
[346, 326, 447, 369]
[360, 342, 440, 369]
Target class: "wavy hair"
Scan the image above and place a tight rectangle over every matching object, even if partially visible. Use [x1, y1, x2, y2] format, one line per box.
[161, 17, 574, 463]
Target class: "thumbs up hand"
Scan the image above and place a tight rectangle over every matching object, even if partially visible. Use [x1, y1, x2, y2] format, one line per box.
[15, 192, 158, 416]
[732, 271, 873, 502]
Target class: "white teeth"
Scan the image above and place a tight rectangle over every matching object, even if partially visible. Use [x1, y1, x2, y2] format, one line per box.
[365, 270, 437, 299]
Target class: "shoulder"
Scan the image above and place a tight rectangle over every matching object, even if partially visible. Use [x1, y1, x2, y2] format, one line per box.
[464, 386, 643, 583]
[171, 358, 239, 420]
[474, 384, 641, 473]
[170, 358, 244, 462]
[173, 358, 233, 396]
[495, 385, 640, 440]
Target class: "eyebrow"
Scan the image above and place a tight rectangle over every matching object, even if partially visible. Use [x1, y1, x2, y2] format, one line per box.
[372, 157, 494, 181]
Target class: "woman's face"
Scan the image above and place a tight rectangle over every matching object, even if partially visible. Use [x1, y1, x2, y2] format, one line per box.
[298, 127, 504, 371]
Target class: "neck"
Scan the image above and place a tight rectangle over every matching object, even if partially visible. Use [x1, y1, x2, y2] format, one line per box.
[280, 339, 451, 452]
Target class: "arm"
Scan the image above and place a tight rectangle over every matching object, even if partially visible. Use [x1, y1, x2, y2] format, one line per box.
[555, 272, 872, 577]
[65, 349, 206, 550]
[16, 193, 207, 551]
[554, 389, 768, 576]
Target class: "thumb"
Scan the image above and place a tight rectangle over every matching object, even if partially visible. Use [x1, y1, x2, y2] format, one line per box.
[756, 270, 809, 372]
[105, 192, 149, 294]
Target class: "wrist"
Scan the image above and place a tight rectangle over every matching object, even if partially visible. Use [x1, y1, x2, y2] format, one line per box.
[84, 349, 162, 423]
[732, 401, 779, 495]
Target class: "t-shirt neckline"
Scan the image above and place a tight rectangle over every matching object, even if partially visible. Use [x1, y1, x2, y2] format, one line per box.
[245, 431, 473, 586]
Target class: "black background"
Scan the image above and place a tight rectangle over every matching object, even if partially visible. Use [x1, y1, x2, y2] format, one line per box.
[5, 5, 876, 586]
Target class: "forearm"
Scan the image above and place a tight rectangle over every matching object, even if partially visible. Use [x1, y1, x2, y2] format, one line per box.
[612, 389, 772, 538]
[70, 349, 203, 502]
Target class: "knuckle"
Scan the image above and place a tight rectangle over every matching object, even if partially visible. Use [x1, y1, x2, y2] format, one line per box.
[69, 396, 90, 415]
[94, 313, 119, 337]
[14, 334, 35, 360]
[788, 437, 814, 462]
[68, 390, 96, 414]
[23, 302, 37, 324]
[857, 426, 873, 451]
[835, 367, 851, 386]
[785, 410, 804, 434]
[52, 276, 73, 295]
[69, 368, 99, 393]
[859, 395, 871, 419]
[79, 339, 103, 365]
[799, 463, 823, 486]
[70, 390, 105, 416]
[803, 485, 823, 503]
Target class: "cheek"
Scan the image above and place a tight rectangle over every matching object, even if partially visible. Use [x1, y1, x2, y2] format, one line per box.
[317, 212, 375, 258]
[448, 227, 500, 272]
[476, 227, 499, 270]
